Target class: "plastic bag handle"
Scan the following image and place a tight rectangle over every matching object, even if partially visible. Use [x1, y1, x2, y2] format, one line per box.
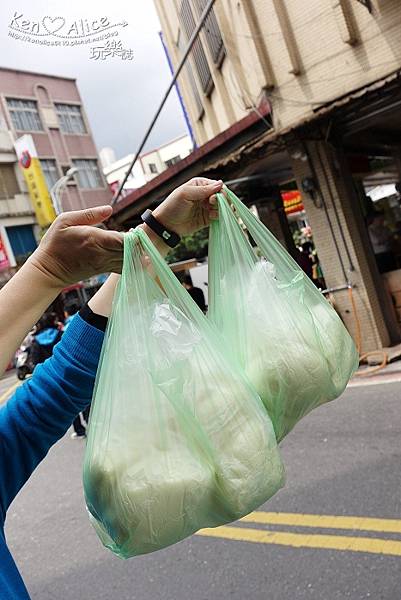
[124, 228, 220, 340]
[216, 186, 301, 279]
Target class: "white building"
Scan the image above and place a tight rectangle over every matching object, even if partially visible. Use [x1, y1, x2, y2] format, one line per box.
[102, 154, 147, 195]
[102, 134, 193, 193]
[99, 147, 117, 169]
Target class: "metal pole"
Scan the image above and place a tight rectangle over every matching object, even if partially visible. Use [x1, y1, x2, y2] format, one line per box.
[50, 178, 67, 215]
[321, 284, 354, 294]
[50, 168, 78, 215]
[111, 0, 217, 206]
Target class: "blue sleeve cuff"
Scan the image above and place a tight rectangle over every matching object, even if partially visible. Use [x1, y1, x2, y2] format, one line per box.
[57, 313, 104, 373]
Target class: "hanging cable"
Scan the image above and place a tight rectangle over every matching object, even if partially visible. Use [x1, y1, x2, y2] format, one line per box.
[111, 0, 217, 206]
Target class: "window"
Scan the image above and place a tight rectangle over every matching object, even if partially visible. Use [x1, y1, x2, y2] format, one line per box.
[40, 159, 59, 190]
[6, 98, 43, 132]
[192, 0, 226, 66]
[179, 0, 213, 96]
[165, 155, 181, 168]
[55, 103, 87, 134]
[177, 29, 204, 120]
[59, 165, 77, 184]
[72, 159, 103, 189]
[0, 164, 19, 200]
[149, 163, 158, 174]
[6, 225, 37, 261]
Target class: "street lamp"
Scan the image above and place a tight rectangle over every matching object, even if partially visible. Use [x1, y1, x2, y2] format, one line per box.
[50, 167, 78, 216]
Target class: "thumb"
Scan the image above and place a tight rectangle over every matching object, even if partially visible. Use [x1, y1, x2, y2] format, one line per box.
[59, 205, 113, 227]
[186, 180, 223, 201]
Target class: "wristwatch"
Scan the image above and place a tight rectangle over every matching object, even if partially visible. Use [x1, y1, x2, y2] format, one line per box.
[141, 209, 181, 248]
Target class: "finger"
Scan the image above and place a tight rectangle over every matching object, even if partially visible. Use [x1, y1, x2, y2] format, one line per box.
[59, 205, 113, 227]
[209, 209, 219, 220]
[92, 228, 124, 251]
[186, 180, 223, 201]
[220, 186, 229, 199]
[188, 177, 221, 187]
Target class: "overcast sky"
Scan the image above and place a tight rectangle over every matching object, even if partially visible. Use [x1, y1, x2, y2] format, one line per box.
[0, 0, 188, 159]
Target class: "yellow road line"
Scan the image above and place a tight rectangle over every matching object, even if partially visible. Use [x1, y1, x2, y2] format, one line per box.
[241, 511, 401, 534]
[0, 380, 21, 405]
[197, 526, 401, 557]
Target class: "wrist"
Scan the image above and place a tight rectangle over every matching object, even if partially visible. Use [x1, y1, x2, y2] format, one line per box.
[138, 223, 170, 257]
[24, 253, 65, 293]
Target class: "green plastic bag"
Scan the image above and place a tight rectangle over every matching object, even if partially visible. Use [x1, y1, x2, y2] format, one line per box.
[83, 227, 284, 558]
[208, 188, 359, 443]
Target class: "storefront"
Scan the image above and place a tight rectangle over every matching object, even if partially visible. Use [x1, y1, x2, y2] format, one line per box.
[112, 73, 401, 353]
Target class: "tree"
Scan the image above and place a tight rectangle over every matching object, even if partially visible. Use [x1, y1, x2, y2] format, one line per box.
[166, 227, 209, 264]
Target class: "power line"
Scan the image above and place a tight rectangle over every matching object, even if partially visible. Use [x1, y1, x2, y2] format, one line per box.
[112, 0, 217, 206]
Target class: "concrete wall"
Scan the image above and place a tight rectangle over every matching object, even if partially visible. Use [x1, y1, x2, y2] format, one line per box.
[154, 0, 401, 143]
[158, 135, 193, 163]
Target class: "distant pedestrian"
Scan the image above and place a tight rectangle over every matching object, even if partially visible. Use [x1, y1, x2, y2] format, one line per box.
[296, 242, 313, 279]
[30, 313, 63, 367]
[71, 405, 90, 439]
[63, 304, 79, 331]
[182, 274, 206, 312]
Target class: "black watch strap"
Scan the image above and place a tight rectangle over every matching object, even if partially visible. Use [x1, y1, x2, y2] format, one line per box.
[141, 209, 181, 248]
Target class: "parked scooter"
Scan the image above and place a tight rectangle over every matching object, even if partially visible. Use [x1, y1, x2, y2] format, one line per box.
[15, 331, 35, 380]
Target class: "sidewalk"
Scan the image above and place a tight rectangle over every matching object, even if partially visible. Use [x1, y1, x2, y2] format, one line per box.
[348, 360, 401, 387]
[1, 368, 16, 380]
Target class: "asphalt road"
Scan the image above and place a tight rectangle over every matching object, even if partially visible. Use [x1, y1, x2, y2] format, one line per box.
[2, 375, 401, 600]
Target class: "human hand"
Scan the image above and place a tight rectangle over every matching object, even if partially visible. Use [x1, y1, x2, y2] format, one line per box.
[152, 177, 223, 238]
[29, 206, 123, 289]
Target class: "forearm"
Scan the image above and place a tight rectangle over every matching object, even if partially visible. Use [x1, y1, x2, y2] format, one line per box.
[0, 223, 168, 369]
[0, 259, 61, 375]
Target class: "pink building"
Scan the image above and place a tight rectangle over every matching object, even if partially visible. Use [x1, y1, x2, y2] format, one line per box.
[0, 67, 110, 213]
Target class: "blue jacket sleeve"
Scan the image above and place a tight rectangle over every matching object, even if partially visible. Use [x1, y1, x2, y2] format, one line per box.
[0, 314, 104, 519]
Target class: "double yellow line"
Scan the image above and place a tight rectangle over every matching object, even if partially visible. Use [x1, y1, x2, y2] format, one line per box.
[0, 379, 22, 405]
[197, 511, 401, 557]
[1, 377, 399, 560]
